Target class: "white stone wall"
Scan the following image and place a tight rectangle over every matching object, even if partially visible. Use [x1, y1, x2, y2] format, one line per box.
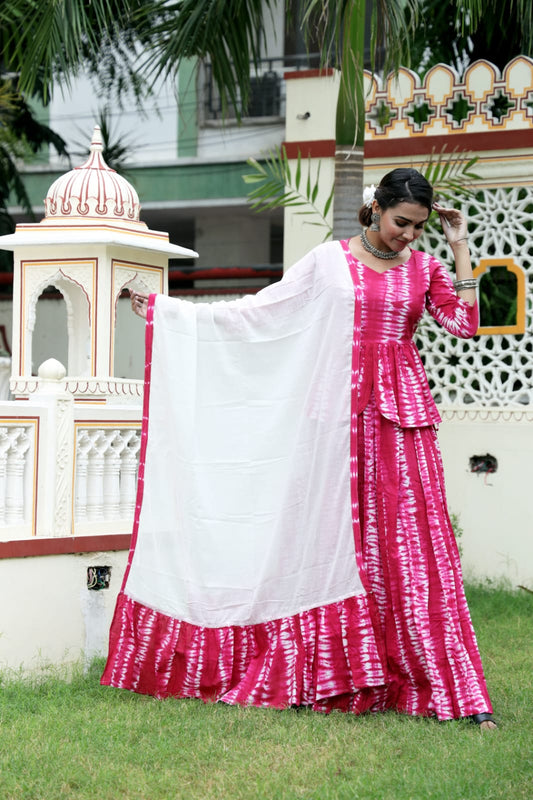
[283, 70, 340, 268]
[0, 550, 127, 672]
[438, 413, 533, 587]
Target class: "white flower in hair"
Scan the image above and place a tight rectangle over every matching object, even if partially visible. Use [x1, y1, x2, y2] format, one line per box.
[363, 184, 376, 208]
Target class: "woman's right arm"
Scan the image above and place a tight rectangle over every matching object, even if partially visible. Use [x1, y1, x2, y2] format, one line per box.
[425, 258, 479, 339]
[129, 289, 149, 319]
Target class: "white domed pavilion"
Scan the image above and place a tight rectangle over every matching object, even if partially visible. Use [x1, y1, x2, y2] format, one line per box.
[0, 125, 197, 398]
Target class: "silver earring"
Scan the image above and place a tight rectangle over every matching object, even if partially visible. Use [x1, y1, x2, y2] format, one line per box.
[370, 212, 381, 232]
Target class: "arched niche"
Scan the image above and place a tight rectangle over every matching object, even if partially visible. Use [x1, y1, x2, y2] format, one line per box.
[27, 271, 92, 377]
[112, 278, 151, 380]
[473, 258, 526, 335]
[32, 287, 68, 375]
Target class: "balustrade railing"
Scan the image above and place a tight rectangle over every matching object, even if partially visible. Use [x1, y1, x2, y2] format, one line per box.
[0, 424, 35, 533]
[74, 426, 141, 531]
[0, 413, 142, 540]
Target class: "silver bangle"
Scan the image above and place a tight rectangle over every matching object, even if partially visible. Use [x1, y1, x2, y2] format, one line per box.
[454, 278, 477, 291]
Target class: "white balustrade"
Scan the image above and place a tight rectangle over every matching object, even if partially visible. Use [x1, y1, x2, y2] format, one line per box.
[74, 430, 91, 522]
[0, 425, 33, 529]
[103, 430, 124, 521]
[118, 430, 141, 518]
[74, 427, 141, 528]
[86, 430, 107, 522]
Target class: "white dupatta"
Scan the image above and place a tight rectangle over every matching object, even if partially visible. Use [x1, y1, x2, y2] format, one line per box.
[124, 241, 365, 627]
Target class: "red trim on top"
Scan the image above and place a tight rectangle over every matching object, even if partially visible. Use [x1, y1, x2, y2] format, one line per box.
[341, 239, 388, 670]
[118, 292, 156, 591]
[0, 534, 131, 559]
[282, 140, 336, 159]
[365, 128, 533, 158]
[284, 68, 335, 80]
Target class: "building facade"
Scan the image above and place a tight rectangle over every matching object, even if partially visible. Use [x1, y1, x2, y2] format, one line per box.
[1, 37, 532, 671]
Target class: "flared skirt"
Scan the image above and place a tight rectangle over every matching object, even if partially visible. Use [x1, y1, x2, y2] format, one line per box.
[101, 396, 492, 719]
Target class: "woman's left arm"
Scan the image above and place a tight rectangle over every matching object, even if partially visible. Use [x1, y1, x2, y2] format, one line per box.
[432, 202, 476, 307]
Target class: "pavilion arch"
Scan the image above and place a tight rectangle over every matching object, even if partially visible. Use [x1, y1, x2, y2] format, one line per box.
[112, 275, 153, 380]
[31, 289, 68, 375]
[26, 271, 92, 378]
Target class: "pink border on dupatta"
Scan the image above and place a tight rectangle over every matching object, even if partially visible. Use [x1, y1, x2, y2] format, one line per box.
[102, 273, 387, 710]
[341, 240, 375, 595]
[118, 293, 157, 592]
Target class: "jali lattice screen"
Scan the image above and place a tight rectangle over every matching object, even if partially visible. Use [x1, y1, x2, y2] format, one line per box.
[416, 186, 533, 408]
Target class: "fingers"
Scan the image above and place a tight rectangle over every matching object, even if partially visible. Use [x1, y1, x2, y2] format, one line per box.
[432, 203, 466, 235]
[432, 202, 460, 220]
[433, 201, 454, 222]
[129, 290, 149, 319]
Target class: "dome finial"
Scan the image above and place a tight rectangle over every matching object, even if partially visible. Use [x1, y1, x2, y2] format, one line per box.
[90, 125, 103, 152]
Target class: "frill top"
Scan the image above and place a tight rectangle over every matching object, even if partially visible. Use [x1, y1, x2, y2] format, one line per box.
[342, 243, 479, 427]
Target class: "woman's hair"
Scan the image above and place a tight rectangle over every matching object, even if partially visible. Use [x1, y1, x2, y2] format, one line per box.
[358, 168, 433, 227]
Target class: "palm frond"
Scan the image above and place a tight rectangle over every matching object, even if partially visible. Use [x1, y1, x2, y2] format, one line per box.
[301, 0, 420, 75]
[301, 0, 421, 144]
[2, 0, 148, 100]
[369, 0, 420, 75]
[417, 147, 481, 247]
[244, 147, 334, 239]
[0, 129, 35, 259]
[137, 0, 276, 119]
[457, 0, 533, 51]
[418, 146, 481, 203]
[0, 75, 69, 269]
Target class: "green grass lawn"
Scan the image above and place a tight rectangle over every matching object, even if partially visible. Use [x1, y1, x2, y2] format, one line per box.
[1, 584, 532, 800]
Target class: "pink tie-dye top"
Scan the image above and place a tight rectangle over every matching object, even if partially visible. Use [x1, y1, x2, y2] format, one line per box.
[342, 243, 479, 427]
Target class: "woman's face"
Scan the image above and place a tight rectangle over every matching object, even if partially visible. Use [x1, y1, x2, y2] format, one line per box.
[373, 200, 429, 253]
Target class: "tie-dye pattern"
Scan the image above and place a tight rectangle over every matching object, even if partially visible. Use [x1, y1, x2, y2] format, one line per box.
[354, 247, 478, 426]
[102, 245, 492, 720]
[343, 242, 491, 718]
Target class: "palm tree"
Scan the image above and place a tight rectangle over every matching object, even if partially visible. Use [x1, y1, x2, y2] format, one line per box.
[0, 0, 151, 104]
[134, 0, 420, 237]
[0, 78, 69, 269]
[4, 1, 532, 241]
[0, 0, 146, 263]
[308, 0, 419, 237]
[410, 0, 533, 74]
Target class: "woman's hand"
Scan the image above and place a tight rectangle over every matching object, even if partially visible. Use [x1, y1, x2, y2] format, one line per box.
[432, 202, 468, 247]
[129, 289, 149, 319]
[433, 202, 475, 303]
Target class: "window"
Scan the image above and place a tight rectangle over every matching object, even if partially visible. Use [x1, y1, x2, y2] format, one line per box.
[474, 258, 526, 335]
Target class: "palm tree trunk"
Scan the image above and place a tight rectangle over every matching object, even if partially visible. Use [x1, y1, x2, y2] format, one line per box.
[332, 0, 366, 240]
[333, 147, 364, 239]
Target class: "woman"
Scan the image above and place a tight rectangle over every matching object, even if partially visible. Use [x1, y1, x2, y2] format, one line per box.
[102, 168, 496, 730]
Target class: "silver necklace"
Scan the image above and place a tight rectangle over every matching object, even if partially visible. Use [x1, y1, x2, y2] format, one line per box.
[360, 228, 399, 260]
